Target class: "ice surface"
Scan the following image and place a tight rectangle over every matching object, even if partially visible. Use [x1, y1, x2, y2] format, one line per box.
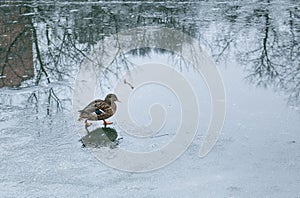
[1, 0, 300, 197]
[1, 64, 300, 197]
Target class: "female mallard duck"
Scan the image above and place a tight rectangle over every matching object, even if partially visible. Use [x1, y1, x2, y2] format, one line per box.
[78, 94, 120, 128]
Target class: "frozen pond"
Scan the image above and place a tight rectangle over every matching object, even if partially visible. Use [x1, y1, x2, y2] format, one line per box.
[1, 0, 300, 197]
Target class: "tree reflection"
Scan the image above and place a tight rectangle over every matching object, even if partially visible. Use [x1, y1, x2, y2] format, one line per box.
[242, 1, 300, 104]
[1, 0, 299, 115]
[213, 0, 300, 104]
[242, 7, 282, 84]
[24, 2, 201, 114]
[0, 5, 34, 88]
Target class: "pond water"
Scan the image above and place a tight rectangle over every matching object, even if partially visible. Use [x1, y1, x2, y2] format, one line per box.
[0, 0, 300, 197]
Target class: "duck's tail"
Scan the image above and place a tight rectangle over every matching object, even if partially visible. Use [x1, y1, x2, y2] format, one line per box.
[78, 110, 98, 121]
[78, 110, 88, 121]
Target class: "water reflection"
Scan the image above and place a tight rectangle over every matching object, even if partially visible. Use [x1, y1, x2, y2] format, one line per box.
[0, 0, 299, 111]
[236, 1, 300, 104]
[0, 5, 33, 88]
[80, 127, 119, 148]
[211, 0, 300, 104]
[1, 1, 300, 195]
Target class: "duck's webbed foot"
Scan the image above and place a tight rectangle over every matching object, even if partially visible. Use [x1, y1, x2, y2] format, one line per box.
[103, 119, 113, 128]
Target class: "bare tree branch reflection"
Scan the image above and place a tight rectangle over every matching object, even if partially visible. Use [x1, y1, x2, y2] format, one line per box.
[1, 0, 299, 116]
[212, 0, 300, 104]
[243, 9, 282, 86]
[0, 5, 34, 87]
[242, 2, 300, 104]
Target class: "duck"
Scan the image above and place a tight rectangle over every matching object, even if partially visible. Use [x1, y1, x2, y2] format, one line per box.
[78, 94, 120, 128]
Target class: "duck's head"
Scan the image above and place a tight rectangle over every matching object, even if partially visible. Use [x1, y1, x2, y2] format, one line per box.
[105, 93, 121, 103]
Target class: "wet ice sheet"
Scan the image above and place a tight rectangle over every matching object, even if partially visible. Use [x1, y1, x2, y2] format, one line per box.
[1, 64, 300, 197]
[1, 0, 300, 197]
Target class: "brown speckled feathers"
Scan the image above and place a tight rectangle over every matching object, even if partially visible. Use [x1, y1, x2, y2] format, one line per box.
[78, 94, 119, 121]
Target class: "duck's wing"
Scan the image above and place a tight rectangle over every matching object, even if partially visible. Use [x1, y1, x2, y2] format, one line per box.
[79, 99, 114, 120]
[80, 99, 104, 113]
[94, 100, 114, 120]
[95, 100, 111, 111]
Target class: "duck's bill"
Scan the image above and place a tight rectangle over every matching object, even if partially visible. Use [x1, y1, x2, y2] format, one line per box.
[116, 99, 121, 103]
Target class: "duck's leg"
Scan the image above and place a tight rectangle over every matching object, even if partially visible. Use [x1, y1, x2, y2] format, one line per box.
[103, 119, 113, 128]
[84, 120, 92, 134]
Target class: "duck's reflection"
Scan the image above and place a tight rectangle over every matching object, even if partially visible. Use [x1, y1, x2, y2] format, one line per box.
[80, 127, 120, 148]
